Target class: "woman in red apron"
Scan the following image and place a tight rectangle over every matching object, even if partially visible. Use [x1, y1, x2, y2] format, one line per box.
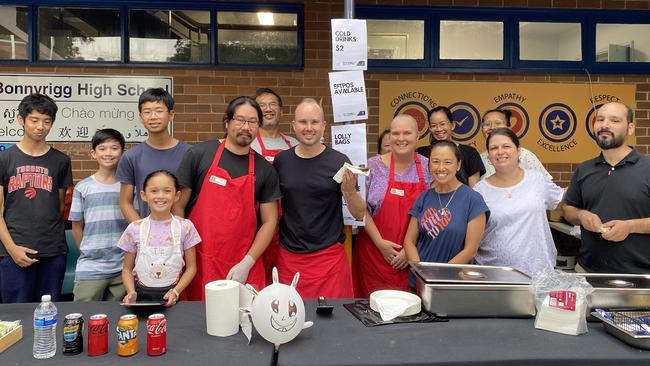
[185, 142, 265, 300]
[257, 131, 293, 284]
[352, 115, 431, 297]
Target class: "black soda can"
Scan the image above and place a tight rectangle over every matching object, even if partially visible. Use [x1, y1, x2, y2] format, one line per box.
[63, 313, 84, 355]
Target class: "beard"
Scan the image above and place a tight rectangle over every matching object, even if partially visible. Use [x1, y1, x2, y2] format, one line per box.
[235, 132, 253, 147]
[596, 130, 626, 150]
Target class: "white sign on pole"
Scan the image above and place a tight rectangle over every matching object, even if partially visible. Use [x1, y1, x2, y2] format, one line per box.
[0, 74, 173, 142]
[331, 19, 368, 71]
[328, 70, 368, 123]
[331, 122, 368, 226]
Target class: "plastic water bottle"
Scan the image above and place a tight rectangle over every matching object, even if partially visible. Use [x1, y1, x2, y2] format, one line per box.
[33, 294, 57, 359]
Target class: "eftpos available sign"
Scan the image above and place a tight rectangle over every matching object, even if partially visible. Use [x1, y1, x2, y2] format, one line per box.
[0, 74, 173, 142]
[328, 70, 368, 123]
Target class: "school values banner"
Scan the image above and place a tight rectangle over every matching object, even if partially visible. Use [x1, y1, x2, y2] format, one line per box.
[379, 81, 636, 163]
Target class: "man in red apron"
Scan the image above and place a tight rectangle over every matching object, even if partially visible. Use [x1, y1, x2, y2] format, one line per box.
[273, 98, 366, 299]
[250, 88, 298, 284]
[175, 96, 281, 300]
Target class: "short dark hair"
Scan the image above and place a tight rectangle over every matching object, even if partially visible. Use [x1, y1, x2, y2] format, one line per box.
[255, 88, 283, 107]
[481, 109, 512, 127]
[486, 127, 520, 150]
[138, 88, 174, 112]
[377, 129, 391, 154]
[625, 105, 634, 123]
[223, 96, 263, 125]
[143, 169, 180, 192]
[92, 128, 125, 150]
[429, 140, 466, 184]
[18, 93, 58, 122]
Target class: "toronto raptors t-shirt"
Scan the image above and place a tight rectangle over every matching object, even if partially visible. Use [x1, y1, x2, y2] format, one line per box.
[0, 145, 72, 257]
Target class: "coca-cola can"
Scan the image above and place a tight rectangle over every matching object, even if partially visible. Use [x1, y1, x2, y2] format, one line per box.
[146, 314, 166, 356]
[87, 314, 109, 356]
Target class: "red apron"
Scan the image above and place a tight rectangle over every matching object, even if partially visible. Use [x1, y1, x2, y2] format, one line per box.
[256, 131, 292, 164]
[276, 244, 353, 299]
[185, 142, 265, 301]
[257, 131, 292, 284]
[352, 153, 427, 298]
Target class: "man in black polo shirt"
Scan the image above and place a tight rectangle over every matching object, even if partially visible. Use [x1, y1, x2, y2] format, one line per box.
[563, 101, 650, 273]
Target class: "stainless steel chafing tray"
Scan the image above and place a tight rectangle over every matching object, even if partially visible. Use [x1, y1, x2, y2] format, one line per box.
[571, 273, 650, 310]
[412, 262, 535, 318]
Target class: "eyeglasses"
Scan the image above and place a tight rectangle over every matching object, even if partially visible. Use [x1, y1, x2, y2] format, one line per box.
[141, 108, 168, 117]
[258, 102, 280, 109]
[230, 116, 259, 127]
[482, 120, 507, 129]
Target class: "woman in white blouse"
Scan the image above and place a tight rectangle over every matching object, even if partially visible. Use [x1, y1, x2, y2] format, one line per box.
[473, 128, 564, 276]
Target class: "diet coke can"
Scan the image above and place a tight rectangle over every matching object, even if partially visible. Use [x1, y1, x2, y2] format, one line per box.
[87, 314, 108, 356]
[146, 314, 166, 356]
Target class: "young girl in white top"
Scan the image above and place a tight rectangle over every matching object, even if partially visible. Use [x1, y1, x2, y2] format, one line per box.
[119, 170, 201, 306]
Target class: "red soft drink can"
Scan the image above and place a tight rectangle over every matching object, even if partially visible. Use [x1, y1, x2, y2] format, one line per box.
[146, 314, 166, 356]
[87, 314, 108, 356]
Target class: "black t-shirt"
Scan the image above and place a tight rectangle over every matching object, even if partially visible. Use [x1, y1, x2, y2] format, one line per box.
[176, 140, 281, 216]
[417, 143, 485, 184]
[274, 146, 351, 254]
[564, 149, 650, 273]
[0, 146, 72, 257]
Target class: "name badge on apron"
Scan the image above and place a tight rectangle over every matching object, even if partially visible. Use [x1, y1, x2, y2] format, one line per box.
[390, 188, 404, 196]
[209, 175, 227, 186]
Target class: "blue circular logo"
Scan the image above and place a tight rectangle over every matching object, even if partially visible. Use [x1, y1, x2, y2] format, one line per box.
[538, 103, 577, 143]
[395, 101, 431, 142]
[585, 104, 603, 140]
[496, 102, 530, 139]
[449, 102, 480, 142]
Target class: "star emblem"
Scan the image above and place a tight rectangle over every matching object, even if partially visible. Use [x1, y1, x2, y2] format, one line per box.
[550, 115, 565, 130]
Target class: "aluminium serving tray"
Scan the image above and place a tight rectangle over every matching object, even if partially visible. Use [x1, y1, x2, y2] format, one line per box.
[412, 262, 535, 318]
[572, 273, 650, 310]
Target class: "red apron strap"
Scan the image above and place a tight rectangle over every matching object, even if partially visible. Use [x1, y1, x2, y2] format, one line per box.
[414, 152, 426, 186]
[278, 132, 293, 148]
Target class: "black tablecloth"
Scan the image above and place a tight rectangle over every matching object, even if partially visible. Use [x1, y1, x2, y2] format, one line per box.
[278, 299, 650, 366]
[1, 301, 274, 366]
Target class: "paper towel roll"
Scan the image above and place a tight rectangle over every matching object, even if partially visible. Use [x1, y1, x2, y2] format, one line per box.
[205, 280, 240, 337]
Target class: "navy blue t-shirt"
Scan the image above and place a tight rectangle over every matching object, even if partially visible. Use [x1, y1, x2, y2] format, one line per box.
[408, 184, 489, 287]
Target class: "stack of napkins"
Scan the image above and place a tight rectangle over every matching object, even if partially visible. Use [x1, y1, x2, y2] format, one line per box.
[534, 290, 587, 335]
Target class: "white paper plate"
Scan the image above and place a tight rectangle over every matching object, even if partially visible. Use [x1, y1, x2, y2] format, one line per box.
[369, 290, 422, 318]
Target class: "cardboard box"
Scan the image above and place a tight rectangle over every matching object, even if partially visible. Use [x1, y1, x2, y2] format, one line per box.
[0, 324, 23, 353]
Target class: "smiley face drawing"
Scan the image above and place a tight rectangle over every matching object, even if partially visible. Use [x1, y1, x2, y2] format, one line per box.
[248, 267, 313, 347]
[270, 298, 298, 332]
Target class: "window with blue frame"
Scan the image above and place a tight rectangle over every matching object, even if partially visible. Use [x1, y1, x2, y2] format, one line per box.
[0, 5, 28, 60]
[357, 5, 650, 74]
[38, 7, 121, 61]
[129, 9, 210, 63]
[0, 1, 303, 68]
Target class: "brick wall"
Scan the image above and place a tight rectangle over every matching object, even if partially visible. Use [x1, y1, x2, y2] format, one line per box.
[1, 0, 649, 187]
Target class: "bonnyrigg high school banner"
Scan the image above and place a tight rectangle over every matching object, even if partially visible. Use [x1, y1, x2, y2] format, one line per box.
[379, 81, 636, 163]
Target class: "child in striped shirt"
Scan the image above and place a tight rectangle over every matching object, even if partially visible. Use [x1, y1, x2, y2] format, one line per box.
[69, 129, 128, 301]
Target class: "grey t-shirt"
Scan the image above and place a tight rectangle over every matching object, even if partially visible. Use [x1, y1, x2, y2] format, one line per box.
[250, 134, 298, 156]
[116, 141, 190, 218]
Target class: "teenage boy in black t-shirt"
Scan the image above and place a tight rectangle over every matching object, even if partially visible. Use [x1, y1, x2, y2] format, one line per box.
[0, 93, 73, 303]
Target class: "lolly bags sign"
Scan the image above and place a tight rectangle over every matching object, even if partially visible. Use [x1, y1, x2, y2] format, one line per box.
[331, 19, 367, 71]
[331, 123, 367, 226]
[329, 71, 368, 123]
